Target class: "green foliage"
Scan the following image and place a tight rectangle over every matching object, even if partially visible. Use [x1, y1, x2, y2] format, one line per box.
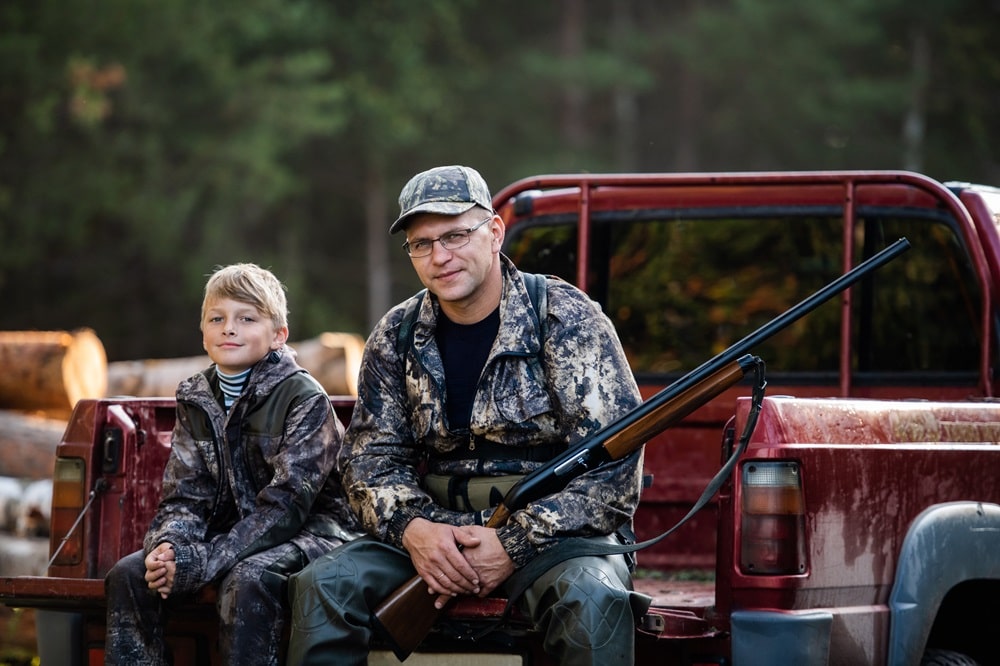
[0, 0, 997, 360]
[0, 0, 351, 357]
[663, 0, 902, 167]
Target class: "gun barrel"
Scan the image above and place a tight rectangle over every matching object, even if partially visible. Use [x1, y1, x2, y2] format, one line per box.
[502, 237, 911, 513]
[711, 237, 910, 372]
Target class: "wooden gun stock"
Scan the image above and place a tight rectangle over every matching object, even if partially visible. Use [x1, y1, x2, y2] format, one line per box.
[372, 237, 911, 660]
[371, 500, 513, 660]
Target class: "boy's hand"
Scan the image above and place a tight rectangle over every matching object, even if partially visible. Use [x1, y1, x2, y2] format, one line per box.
[144, 542, 177, 599]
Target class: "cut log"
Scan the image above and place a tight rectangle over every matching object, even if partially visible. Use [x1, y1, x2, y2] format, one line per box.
[0, 411, 65, 479]
[106, 355, 211, 398]
[0, 329, 107, 414]
[290, 332, 365, 397]
[107, 332, 366, 398]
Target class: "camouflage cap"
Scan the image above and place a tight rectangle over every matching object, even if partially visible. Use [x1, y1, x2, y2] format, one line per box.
[389, 165, 493, 234]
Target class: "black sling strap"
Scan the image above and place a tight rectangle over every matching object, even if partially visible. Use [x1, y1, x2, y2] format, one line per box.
[472, 358, 768, 638]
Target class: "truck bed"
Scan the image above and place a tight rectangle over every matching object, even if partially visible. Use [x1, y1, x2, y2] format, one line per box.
[0, 572, 716, 619]
[0, 570, 720, 665]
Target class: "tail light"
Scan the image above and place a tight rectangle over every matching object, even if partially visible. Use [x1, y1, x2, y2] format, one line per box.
[49, 456, 86, 567]
[740, 461, 807, 575]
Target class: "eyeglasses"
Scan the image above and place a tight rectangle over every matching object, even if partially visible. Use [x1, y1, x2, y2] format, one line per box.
[402, 215, 494, 258]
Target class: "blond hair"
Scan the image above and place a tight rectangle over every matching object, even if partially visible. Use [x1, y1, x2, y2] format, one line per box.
[201, 263, 288, 330]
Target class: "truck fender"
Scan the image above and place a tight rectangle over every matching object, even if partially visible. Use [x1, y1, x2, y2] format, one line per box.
[888, 501, 1000, 666]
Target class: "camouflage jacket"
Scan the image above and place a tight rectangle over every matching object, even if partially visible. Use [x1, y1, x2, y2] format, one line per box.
[341, 256, 643, 567]
[144, 347, 359, 594]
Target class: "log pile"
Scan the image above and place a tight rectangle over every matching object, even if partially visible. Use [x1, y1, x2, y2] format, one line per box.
[0, 330, 104, 584]
[0, 332, 74, 661]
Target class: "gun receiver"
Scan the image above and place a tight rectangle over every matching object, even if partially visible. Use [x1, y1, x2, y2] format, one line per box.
[373, 237, 911, 660]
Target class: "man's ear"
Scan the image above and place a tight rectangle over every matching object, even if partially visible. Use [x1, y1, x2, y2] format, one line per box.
[491, 215, 506, 247]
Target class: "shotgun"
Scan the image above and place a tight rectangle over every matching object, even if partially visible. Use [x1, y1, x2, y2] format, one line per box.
[373, 237, 911, 659]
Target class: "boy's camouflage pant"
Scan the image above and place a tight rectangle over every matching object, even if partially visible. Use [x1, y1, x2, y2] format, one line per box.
[104, 536, 335, 666]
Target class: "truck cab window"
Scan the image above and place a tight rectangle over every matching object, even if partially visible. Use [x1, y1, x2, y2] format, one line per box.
[505, 210, 981, 384]
[854, 215, 980, 377]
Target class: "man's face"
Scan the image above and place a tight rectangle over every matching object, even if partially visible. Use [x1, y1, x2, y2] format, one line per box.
[404, 208, 502, 311]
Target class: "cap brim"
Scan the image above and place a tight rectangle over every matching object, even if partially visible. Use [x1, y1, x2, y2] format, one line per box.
[389, 201, 477, 234]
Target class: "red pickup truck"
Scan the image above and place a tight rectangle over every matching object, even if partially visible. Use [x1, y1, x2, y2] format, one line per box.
[3, 170, 1000, 666]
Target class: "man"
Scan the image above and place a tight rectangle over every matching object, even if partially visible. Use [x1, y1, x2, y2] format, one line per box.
[288, 165, 648, 665]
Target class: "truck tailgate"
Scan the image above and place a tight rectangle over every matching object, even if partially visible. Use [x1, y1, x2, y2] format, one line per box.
[1, 574, 716, 620]
[0, 576, 104, 609]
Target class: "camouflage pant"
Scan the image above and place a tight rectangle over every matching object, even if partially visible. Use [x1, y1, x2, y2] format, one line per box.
[104, 536, 338, 666]
[287, 536, 644, 666]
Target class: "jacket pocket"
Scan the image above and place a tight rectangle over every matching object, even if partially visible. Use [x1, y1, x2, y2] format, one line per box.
[488, 357, 553, 425]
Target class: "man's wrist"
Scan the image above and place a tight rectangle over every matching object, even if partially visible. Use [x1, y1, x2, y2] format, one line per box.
[400, 516, 432, 551]
[387, 505, 426, 550]
[495, 524, 537, 569]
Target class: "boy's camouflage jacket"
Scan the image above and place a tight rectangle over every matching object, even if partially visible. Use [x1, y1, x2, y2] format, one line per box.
[144, 347, 359, 594]
[341, 255, 643, 567]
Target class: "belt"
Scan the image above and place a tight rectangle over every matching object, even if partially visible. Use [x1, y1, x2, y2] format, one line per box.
[434, 436, 565, 463]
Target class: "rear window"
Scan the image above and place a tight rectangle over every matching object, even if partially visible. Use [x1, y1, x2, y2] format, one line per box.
[504, 209, 981, 383]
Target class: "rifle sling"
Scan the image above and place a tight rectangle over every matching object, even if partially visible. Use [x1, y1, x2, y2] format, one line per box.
[479, 357, 768, 637]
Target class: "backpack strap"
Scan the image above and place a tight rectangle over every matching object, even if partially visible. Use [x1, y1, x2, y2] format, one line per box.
[395, 289, 427, 360]
[519, 271, 548, 346]
[395, 273, 549, 359]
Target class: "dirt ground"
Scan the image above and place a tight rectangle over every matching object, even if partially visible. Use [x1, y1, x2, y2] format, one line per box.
[0, 533, 46, 666]
[0, 605, 36, 666]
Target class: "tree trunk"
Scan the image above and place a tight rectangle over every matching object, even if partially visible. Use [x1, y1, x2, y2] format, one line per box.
[0, 411, 65, 479]
[106, 333, 366, 398]
[612, 0, 638, 171]
[559, 0, 588, 151]
[365, 163, 392, 332]
[902, 25, 930, 172]
[0, 329, 107, 415]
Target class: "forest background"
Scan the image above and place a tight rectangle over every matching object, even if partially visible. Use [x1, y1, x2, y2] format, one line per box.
[1, 0, 998, 362]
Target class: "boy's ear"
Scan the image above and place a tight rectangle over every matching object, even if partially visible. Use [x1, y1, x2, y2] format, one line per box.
[272, 325, 289, 348]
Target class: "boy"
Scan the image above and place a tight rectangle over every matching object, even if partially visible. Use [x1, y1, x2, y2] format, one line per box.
[105, 263, 359, 666]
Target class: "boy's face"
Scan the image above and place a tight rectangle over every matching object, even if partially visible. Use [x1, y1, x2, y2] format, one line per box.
[202, 297, 288, 374]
